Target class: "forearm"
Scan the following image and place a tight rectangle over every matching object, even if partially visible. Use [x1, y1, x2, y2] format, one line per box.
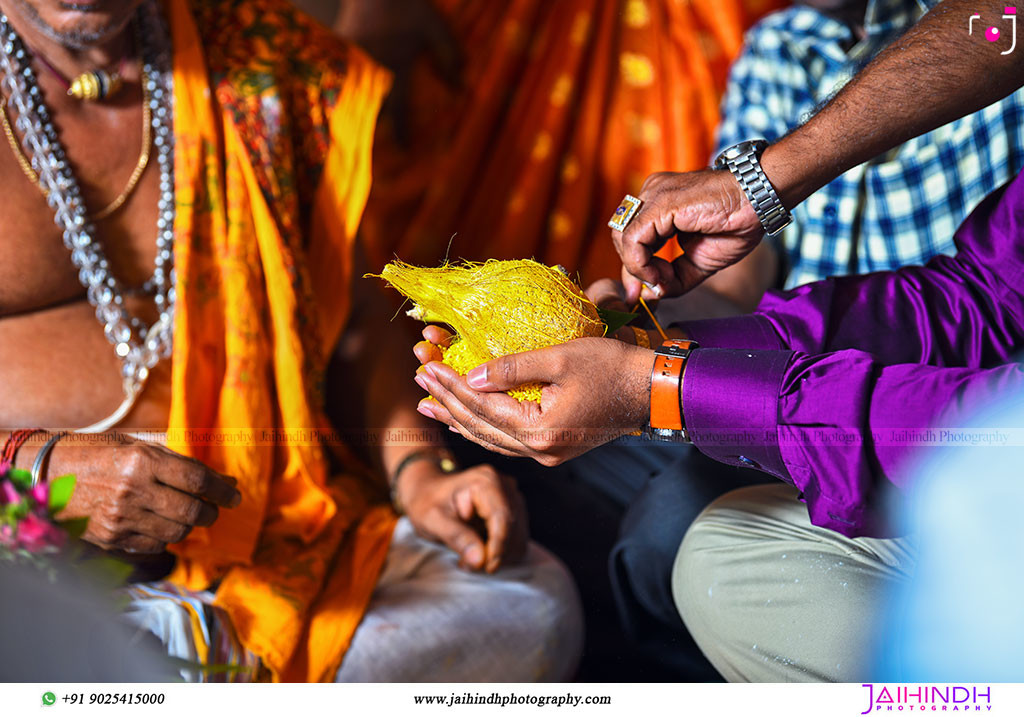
[339, 268, 447, 482]
[367, 330, 446, 481]
[682, 173, 1024, 365]
[762, 0, 1024, 207]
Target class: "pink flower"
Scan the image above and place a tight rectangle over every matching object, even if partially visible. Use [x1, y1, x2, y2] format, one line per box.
[29, 483, 49, 509]
[0, 480, 20, 506]
[0, 524, 14, 547]
[15, 513, 66, 553]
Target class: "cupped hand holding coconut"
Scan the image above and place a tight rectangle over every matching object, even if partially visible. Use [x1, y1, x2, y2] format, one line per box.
[373, 258, 656, 464]
[413, 328, 653, 465]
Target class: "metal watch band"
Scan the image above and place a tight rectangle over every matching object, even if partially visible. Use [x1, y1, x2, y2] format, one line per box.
[647, 338, 699, 443]
[714, 139, 792, 237]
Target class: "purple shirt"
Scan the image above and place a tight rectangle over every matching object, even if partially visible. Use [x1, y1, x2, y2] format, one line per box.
[678, 170, 1024, 537]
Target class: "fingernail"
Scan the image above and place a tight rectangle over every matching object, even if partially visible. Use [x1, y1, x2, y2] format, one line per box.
[417, 402, 434, 418]
[230, 492, 242, 508]
[464, 545, 483, 567]
[414, 374, 428, 390]
[643, 282, 664, 298]
[467, 366, 487, 389]
[424, 363, 439, 378]
[449, 426, 459, 433]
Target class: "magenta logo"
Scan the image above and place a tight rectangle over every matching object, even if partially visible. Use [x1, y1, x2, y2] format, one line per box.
[970, 7, 1018, 53]
[860, 685, 993, 713]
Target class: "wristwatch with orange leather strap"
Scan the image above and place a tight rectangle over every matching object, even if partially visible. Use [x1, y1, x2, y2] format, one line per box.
[647, 338, 698, 442]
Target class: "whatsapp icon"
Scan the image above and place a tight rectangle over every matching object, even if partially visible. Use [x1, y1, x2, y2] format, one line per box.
[42, 692, 56, 706]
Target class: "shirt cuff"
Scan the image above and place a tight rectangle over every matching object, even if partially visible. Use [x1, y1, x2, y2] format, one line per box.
[683, 348, 793, 480]
[676, 314, 784, 351]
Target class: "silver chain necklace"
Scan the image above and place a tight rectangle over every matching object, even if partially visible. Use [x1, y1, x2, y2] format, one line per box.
[0, 3, 175, 433]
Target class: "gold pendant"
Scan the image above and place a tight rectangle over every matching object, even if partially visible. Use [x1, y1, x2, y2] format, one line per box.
[68, 70, 123, 101]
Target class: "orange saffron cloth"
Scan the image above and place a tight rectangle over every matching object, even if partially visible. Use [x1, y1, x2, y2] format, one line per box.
[162, 0, 396, 681]
[361, 0, 787, 283]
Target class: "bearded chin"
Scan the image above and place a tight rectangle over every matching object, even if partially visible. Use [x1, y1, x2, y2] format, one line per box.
[10, 0, 127, 50]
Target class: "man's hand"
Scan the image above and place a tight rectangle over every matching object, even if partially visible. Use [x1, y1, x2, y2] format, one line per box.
[584, 278, 630, 313]
[49, 437, 241, 554]
[412, 334, 653, 466]
[612, 169, 763, 304]
[398, 462, 528, 573]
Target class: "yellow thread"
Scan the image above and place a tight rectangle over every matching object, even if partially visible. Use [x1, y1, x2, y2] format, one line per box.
[637, 296, 668, 341]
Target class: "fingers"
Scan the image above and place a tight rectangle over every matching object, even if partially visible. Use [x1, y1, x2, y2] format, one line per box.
[638, 256, 685, 299]
[452, 469, 523, 572]
[417, 397, 526, 460]
[84, 521, 168, 555]
[663, 250, 712, 296]
[414, 340, 444, 366]
[423, 325, 454, 346]
[621, 263, 645, 305]
[460, 347, 564, 393]
[150, 450, 241, 509]
[473, 482, 510, 573]
[613, 202, 671, 283]
[584, 278, 629, 312]
[425, 362, 539, 432]
[149, 488, 219, 528]
[137, 510, 196, 545]
[454, 485, 475, 521]
[431, 510, 487, 570]
[414, 325, 453, 365]
[116, 534, 168, 554]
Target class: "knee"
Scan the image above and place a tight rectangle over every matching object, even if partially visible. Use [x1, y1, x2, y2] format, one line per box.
[670, 484, 800, 636]
[670, 509, 721, 637]
[609, 526, 683, 630]
[517, 544, 584, 681]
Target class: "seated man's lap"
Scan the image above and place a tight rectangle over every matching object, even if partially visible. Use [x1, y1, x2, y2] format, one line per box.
[605, 443, 773, 633]
[337, 517, 583, 682]
[123, 517, 583, 682]
[465, 438, 770, 680]
[673, 484, 916, 682]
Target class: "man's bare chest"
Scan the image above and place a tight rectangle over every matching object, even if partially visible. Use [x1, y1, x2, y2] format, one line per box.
[0, 128, 162, 317]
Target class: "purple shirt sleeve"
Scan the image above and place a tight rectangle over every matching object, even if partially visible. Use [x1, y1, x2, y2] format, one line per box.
[677, 171, 1024, 537]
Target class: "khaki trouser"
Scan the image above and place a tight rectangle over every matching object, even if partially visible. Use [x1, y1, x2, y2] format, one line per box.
[672, 484, 915, 682]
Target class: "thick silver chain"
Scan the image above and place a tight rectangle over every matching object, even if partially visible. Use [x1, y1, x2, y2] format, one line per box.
[0, 3, 175, 431]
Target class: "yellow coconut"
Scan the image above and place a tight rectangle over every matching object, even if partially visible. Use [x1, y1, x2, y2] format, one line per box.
[369, 259, 606, 402]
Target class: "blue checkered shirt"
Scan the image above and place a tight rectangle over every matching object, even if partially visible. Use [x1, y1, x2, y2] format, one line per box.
[715, 0, 1024, 288]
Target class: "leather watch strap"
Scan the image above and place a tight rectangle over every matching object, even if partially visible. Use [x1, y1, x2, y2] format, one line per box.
[649, 338, 698, 433]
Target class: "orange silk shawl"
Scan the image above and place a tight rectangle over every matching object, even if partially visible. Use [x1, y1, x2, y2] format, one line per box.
[361, 0, 788, 283]
[162, 0, 396, 681]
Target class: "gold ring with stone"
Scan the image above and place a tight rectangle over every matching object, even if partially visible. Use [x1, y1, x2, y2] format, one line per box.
[608, 194, 643, 232]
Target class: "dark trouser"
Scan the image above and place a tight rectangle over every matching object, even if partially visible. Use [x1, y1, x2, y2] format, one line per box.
[451, 437, 771, 681]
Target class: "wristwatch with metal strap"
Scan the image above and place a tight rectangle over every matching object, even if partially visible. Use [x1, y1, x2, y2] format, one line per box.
[714, 139, 793, 237]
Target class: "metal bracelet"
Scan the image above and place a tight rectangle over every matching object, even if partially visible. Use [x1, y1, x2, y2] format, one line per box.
[31, 432, 67, 487]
